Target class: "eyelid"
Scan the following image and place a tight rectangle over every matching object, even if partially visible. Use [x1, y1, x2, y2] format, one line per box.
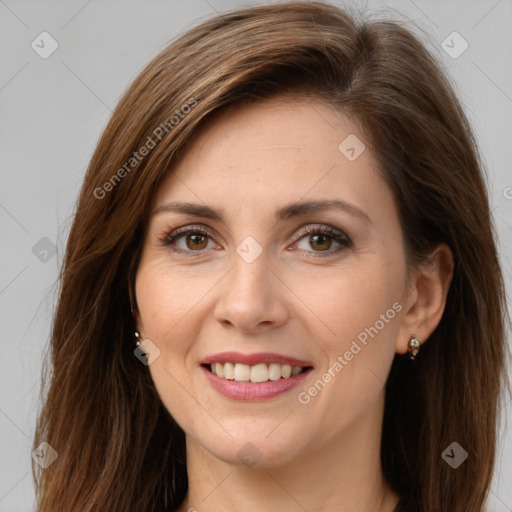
[291, 223, 351, 244]
[161, 222, 352, 256]
[163, 224, 217, 244]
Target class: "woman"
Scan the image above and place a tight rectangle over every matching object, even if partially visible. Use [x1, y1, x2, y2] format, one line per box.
[33, 1, 509, 511]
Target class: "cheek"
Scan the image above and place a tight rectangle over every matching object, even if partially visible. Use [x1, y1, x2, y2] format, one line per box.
[303, 258, 403, 349]
[303, 254, 404, 403]
[281, 260, 404, 452]
[135, 258, 210, 430]
[135, 256, 208, 342]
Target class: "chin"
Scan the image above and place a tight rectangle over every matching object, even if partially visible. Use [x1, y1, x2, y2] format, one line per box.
[192, 421, 310, 469]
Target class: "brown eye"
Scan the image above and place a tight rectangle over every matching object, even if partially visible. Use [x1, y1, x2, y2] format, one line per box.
[292, 225, 352, 257]
[163, 226, 216, 254]
[185, 233, 209, 250]
[162, 224, 351, 258]
[308, 233, 333, 251]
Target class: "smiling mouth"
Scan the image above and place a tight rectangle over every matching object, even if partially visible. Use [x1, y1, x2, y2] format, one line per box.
[203, 362, 312, 383]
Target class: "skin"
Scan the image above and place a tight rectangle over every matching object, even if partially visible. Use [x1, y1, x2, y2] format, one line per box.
[134, 96, 453, 512]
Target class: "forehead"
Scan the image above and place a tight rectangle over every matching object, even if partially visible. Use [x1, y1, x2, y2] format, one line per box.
[152, 97, 392, 223]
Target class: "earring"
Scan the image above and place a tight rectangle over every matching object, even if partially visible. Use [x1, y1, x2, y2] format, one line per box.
[134, 330, 142, 347]
[408, 334, 421, 360]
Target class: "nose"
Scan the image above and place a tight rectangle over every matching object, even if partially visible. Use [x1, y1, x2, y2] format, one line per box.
[213, 249, 289, 334]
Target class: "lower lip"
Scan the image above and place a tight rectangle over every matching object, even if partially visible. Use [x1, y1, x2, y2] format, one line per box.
[201, 365, 312, 401]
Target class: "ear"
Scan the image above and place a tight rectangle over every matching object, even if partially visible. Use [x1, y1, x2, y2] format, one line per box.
[396, 243, 454, 354]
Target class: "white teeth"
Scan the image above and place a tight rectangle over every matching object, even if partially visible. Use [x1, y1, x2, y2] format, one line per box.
[291, 366, 302, 376]
[223, 362, 235, 380]
[268, 363, 282, 381]
[214, 362, 224, 378]
[250, 363, 269, 383]
[234, 363, 251, 381]
[209, 362, 305, 383]
[281, 364, 292, 378]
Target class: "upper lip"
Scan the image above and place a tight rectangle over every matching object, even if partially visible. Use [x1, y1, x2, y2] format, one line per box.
[201, 351, 313, 367]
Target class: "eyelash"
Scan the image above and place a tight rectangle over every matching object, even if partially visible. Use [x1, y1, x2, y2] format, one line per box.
[161, 224, 352, 258]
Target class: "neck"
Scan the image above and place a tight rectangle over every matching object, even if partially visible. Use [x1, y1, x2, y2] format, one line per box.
[176, 395, 399, 512]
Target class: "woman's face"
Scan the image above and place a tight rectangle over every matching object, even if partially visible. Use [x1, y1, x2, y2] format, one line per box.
[135, 97, 411, 467]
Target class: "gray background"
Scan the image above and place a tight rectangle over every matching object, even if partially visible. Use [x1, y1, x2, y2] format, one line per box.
[0, 0, 511, 510]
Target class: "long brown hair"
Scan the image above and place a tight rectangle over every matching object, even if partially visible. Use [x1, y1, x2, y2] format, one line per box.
[33, 2, 509, 511]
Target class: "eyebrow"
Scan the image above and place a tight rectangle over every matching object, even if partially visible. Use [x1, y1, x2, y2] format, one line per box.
[152, 199, 372, 224]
